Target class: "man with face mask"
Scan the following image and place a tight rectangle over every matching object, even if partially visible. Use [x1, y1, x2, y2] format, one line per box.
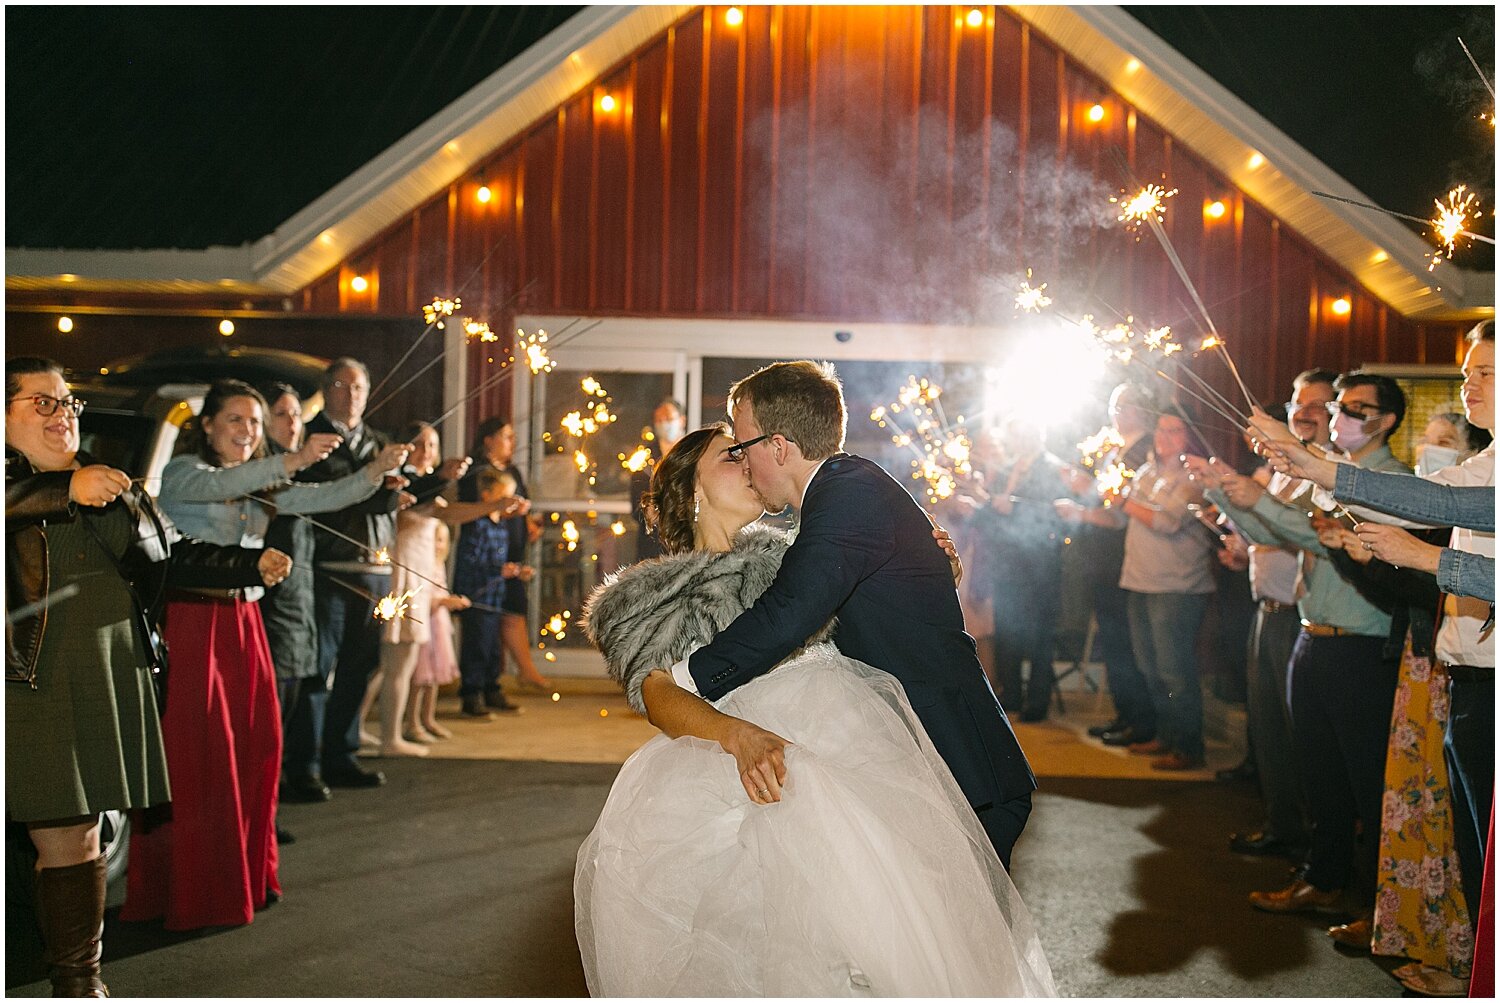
[1192, 370, 1409, 923]
[630, 399, 686, 561]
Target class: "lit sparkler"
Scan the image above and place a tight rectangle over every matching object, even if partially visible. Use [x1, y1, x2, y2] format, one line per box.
[1095, 461, 1135, 502]
[620, 444, 653, 472]
[520, 329, 556, 374]
[541, 610, 572, 642]
[610, 520, 627, 536]
[561, 520, 580, 552]
[1077, 427, 1124, 469]
[372, 548, 391, 566]
[423, 297, 460, 328]
[873, 377, 977, 505]
[372, 586, 421, 622]
[462, 318, 498, 343]
[1112, 183, 1178, 230]
[1015, 272, 1053, 313]
[1428, 186, 1482, 271]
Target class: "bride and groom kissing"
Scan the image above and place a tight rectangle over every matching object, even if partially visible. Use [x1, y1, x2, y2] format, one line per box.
[576, 360, 1055, 996]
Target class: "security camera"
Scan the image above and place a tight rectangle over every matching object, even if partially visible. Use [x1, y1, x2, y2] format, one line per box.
[834, 330, 853, 343]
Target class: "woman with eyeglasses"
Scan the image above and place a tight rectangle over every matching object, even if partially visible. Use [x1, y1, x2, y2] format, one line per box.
[120, 379, 405, 934]
[5, 357, 281, 996]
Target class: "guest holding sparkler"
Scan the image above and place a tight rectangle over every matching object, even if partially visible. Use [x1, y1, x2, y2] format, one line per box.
[1193, 370, 1410, 920]
[1056, 384, 1156, 748]
[1218, 369, 1337, 860]
[1245, 324, 1494, 995]
[460, 417, 548, 713]
[121, 379, 397, 932]
[285, 358, 460, 795]
[970, 416, 1077, 722]
[6, 358, 277, 993]
[454, 466, 530, 717]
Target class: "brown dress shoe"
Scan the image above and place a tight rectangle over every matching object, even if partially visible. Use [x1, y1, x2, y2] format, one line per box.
[1150, 752, 1205, 771]
[1128, 738, 1168, 755]
[1327, 913, 1373, 950]
[1248, 879, 1342, 913]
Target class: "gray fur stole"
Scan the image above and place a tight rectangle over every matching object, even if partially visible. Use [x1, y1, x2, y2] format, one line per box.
[582, 523, 834, 715]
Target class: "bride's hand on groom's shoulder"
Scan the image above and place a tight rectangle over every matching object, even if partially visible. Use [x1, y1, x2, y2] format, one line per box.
[931, 525, 963, 587]
[722, 719, 790, 805]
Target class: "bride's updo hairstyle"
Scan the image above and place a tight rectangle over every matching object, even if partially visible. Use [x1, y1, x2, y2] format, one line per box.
[641, 422, 730, 555]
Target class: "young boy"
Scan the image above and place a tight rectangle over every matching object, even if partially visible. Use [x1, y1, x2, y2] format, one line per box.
[453, 467, 523, 718]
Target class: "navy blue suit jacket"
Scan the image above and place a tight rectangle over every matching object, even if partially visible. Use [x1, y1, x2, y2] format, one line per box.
[688, 453, 1037, 812]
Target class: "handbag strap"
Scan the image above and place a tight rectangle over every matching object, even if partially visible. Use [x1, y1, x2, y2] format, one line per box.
[79, 491, 168, 660]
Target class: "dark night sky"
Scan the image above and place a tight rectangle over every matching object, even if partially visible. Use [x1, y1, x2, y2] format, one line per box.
[6, 5, 1494, 269]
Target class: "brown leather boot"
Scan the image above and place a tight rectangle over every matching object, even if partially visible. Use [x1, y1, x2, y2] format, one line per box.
[34, 857, 109, 997]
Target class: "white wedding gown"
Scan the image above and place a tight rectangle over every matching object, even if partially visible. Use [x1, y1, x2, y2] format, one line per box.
[574, 643, 1056, 997]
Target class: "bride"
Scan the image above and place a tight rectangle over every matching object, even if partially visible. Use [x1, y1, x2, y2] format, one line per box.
[576, 424, 1055, 997]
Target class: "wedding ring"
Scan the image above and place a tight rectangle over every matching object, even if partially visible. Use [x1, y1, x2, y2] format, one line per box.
[756, 787, 770, 798]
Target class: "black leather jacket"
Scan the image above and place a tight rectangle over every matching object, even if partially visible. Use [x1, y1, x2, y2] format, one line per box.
[5, 448, 266, 685]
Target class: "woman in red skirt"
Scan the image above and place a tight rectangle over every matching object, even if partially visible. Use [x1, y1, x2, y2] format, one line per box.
[122, 379, 405, 930]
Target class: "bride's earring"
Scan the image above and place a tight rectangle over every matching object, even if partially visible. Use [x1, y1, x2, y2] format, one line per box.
[694, 496, 701, 522]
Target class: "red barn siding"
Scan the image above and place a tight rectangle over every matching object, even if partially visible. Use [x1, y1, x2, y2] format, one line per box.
[291, 4, 1470, 428]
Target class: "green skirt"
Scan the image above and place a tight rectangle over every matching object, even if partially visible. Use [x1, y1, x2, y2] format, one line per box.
[6, 512, 170, 823]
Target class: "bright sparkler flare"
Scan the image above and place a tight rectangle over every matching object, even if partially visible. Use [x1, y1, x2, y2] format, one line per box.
[561, 520, 580, 552]
[1428, 186, 1481, 271]
[1200, 335, 1223, 351]
[1142, 326, 1176, 353]
[372, 548, 391, 566]
[372, 587, 421, 622]
[461, 319, 497, 343]
[581, 376, 604, 397]
[1015, 279, 1053, 313]
[1112, 183, 1178, 228]
[573, 450, 590, 474]
[423, 297, 460, 328]
[1077, 427, 1125, 468]
[610, 520, 627, 536]
[520, 329, 556, 374]
[561, 411, 586, 437]
[620, 445, 653, 472]
[1095, 462, 1135, 501]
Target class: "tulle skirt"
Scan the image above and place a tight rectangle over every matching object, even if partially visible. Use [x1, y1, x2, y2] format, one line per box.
[574, 643, 1054, 997]
[412, 604, 459, 688]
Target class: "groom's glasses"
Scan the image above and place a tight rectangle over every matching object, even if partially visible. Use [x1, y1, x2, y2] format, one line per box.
[727, 434, 782, 461]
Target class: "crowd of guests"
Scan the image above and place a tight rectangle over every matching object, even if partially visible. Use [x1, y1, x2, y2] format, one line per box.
[944, 322, 1494, 997]
[6, 328, 1493, 996]
[4, 353, 545, 995]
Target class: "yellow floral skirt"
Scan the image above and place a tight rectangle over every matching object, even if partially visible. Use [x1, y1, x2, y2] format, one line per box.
[1371, 642, 1472, 976]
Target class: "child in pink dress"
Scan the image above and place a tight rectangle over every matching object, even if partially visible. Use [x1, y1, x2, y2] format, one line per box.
[408, 520, 468, 741]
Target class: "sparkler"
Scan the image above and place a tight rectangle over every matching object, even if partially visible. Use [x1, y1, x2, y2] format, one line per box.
[1076, 427, 1124, 469]
[1428, 186, 1483, 270]
[372, 586, 422, 623]
[1015, 272, 1053, 313]
[1094, 461, 1135, 503]
[462, 319, 498, 343]
[423, 298, 461, 328]
[521, 329, 557, 374]
[872, 377, 977, 505]
[540, 611, 572, 642]
[1308, 190, 1495, 248]
[1458, 36, 1495, 102]
[619, 444, 653, 472]
[1112, 183, 1178, 232]
[561, 520, 580, 552]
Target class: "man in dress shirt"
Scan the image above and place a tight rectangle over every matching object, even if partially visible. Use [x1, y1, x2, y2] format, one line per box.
[1225, 369, 1336, 859]
[1196, 371, 1409, 920]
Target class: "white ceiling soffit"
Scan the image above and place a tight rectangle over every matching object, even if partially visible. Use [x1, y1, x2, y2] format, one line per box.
[4, 245, 270, 296]
[1016, 5, 1494, 320]
[246, 5, 693, 294]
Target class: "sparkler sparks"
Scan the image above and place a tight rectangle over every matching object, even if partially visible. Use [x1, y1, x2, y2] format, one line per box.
[610, 520, 627, 536]
[372, 548, 391, 566]
[1015, 274, 1053, 313]
[520, 329, 556, 374]
[873, 377, 976, 505]
[620, 444, 653, 472]
[540, 610, 572, 641]
[1095, 462, 1135, 501]
[372, 586, 421, 622]
[423, 298, 460, 328]
[561, 520, 580, 552]
[1077, 427, 1125, 468]
[1428, 186, 1482, 271]
[1112, 183, 1178, 230]
[462, 318, 498, 343]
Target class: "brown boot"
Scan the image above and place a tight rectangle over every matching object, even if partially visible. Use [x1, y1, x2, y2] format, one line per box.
[34, 857, 109, 997]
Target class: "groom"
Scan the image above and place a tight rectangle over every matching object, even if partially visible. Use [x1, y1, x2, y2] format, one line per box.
[672, 360, 1036, 867]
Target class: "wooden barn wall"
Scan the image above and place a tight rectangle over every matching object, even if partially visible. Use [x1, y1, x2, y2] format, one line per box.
[293, 5, 1472, 429]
